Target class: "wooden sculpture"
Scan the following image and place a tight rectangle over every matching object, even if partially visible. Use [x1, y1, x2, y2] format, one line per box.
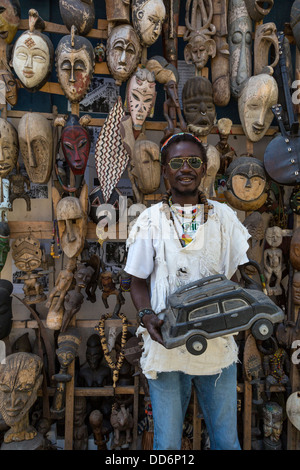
[254, 23, 279, 76]
[0, 177, 11, 220]
[243, 333, 264, 405]
[52, 184, 89, 259]
[243, 211, 265, 272]
[0, 352, 44, 448]
[0, 117, 19, 178]
[224, 156, 268, 211]
[132, 0, 166, 48]
[11, 9, 54, 93]
[78, 333, 111, 388]
[262, 402, 283, 451]
[8, 162, 31, 211]
[0, 220, 10, 272]
[215, 118, 236, 174]
[245, 0, 274, 22]
[183, 0, 216, 74]
[59, 0, 95, 36]
[198, 144, 220, 198]
[73, 397, 88, 450]
[105, 0, 130, 36]
[89, 409, 107, 450]
[18, 113, 53, 185]
[162, 0, 180, 67]
[0, 279, 13, 340]
[264, 226, 283, 296]
[55, 25, 95, 104]
[110, 402, 133, 448]
[211, 0, 230, 106]
[0, 0, 21, 45]
[238, 72, 278, 142]
[0, 40, 18, 107]
[228, 0, 252, 99]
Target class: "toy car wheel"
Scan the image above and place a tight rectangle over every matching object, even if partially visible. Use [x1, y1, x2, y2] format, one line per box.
[251, 319, 273, 341]
[186, 335, 207, 355]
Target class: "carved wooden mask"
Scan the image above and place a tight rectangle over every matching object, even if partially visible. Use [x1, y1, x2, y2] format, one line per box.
[59, 0, 95, 36]
[245, 0, 274, 22]
[11, 10, 54, 92]
[107, 24, 141, 86]
[0, 0, 20, 44]
[228, 0, 252, 99]
[56, 26, 95, 104]
[125, 67, 156, 131]
[132, 0, 166, 47]
[254, 22, 279, 76]
[18, 112, 53, 184]
[0, 117, 18, 178]
[60, 114, 90, 176]
[238, 73, 278, 142]
[0, 68, 18, 107]
[131, 139, 160, 194]
[12, 235, 42, 272]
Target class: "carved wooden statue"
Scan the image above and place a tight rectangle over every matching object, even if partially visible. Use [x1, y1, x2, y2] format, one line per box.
[245, 0, 274, 22]
[73, 397, 88, 450]
[162, 0, 180, 67]
[105, 0, 130, 36]
[183, 0, 216, 74]
[11, 9, 54, 93]
[18, 112, 53, 185]
[262, 401, 283, 451]
[89, 409, 107, 450]
[0, 117, 19, 178]
[211, 0, 230, 106]
[9, 162, 31, 211]
[99, 270, 125, 310]
[243, 211, 265, 272]
[0, 0, 21, 45]
[78, 333, 111, 389]
[0, 40, 18, 107]
[264, 226, 283, 296]
[0, 177, 11, 220]
[215, 118, 236, 174]
[0, 352, 44, 448]
[238, 72, 278, 143]
[254, 23, 279, 76]
[198, 144, 220, 198]
[132, 0, 166, 48]
[59, 0, 95, 36]
[110, 402, 133, 448]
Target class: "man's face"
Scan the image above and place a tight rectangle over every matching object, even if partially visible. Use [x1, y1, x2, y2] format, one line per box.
[162, 141, 206, 198]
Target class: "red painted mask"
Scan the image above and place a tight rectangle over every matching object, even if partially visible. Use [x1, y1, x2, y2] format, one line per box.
[61, 114, 90, 176]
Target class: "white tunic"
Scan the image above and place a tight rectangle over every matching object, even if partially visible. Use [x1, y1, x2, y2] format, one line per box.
[125, 200, 250, 379]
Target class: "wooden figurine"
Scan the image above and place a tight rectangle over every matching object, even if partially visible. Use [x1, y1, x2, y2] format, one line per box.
[0, 117, 19, 178]
[132, 0, 166, 48]
[224, 156, 268, 211]
[11, 9, 54, 93]
[8, 162, 31, 211]
[183, 0, 216, 74]
[264, 226, 283, 296]
[262, 402, 283, 451]
[89, 409, 107, 450]
[59, 0, 95, 36]
[0, 220, 10, 272]
[106, 24, 142, 87]
[0, 352, 44, 448]
[254, 23, 279, 76]
[243, 333, 264, 405]
[228, 0, 252, 99]
[99, 270, 125, 310]
[238, 72, 278, 142]
[73, 397, 88, 450]
[0, 0, 21, 45]
[199, 144, 220, 198]
[0, 279, 13, 340]
[78, 334, 111, 388]
[0, 40, 18, 107]
[11, 235, 46, 304]
[51, 327, 81, 419]
[110, 402, 133, 448]
[211, 0, 230, 107]
[162, 0, 180, 67]
[182, 76, 216, 137]
[18, 112, 53, 185]
[52, 184, 89, 259]
[105, 0, 130, 36]
[245, 0, 274, 22]
[55, 25, 95, 104]
[215, 118, 236, 174]
[243, 211, 265, 272]
[0, 176, 11, 219]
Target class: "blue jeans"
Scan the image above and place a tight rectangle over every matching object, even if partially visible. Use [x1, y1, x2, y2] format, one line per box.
[148, 363, 241, 450]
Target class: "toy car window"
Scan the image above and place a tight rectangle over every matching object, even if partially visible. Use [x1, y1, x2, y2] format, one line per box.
[189, 302, 220, 320]
[223, 299, 249, 312]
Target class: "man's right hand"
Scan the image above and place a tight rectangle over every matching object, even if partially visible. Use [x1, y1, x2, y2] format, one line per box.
[142, 313, 165, 346]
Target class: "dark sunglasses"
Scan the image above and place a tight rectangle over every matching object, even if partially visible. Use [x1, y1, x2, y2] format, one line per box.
[167, 156, 203, 170]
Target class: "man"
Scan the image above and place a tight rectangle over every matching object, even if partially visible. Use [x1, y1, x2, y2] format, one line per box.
[125, 132, 250, 450]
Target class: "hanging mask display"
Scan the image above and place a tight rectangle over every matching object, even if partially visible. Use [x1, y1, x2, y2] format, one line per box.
[106, 24, 142, 87]
[224, 155, 268, 211]
[59, 0, 95, 36]
[0, 0, 20, 44]
[129, 139, 160, 203]
[0, 221, 10, 273]
[56, 25, 95, 104]
[182, 76, 216, 137]
[11, 9, 54, 93]
[18, 112, 53, 184]
[132, 0, 166, 47]
[245, 0, 274, 22]
[228, 0, 252, 99]
[254, 23, 279, 76]
[238, 73, 278, 143]
[124, 67, 156, 133]
[52, 185, 89, 259]
[0, 117, 18, 178]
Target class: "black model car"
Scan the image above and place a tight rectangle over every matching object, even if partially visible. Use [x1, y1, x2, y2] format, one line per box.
[160, 275, 284, 355]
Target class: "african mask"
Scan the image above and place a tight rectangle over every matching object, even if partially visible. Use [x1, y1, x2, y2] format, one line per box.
[106, 24, 141, 86]
[59, 114, 90, 176]
[0, 352, 43, 444]
[0, 221, 10, 273]
[130, 139, 160, 200]
[0, 117, 18, 178]
[18, 112, 53, 184]
[0, 279, 13, 340]
[56, 25, 95, 104]
[105, 0, 130, 35]
[12, 235, 42, 273]
[184, 32, 216, 74]
[224, 156, 268, 211]
[0, 67, 18, 107]
[52, 184, 88, 259]
[11, 10, 54, 93]
[59, 0, 95, 36]
[199, 144, 220, 198]
[0, 0, 20, 44]
[132, 0, 166, 47]
[228, 0, 252, 99]
[238, 73, 278, 142]
[262, 401, 283, 449]
[254, 23, 279, 76]
[245, 0, 274, 22]
[125, 67, 156, 132]
[182, 76, 216, 137]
